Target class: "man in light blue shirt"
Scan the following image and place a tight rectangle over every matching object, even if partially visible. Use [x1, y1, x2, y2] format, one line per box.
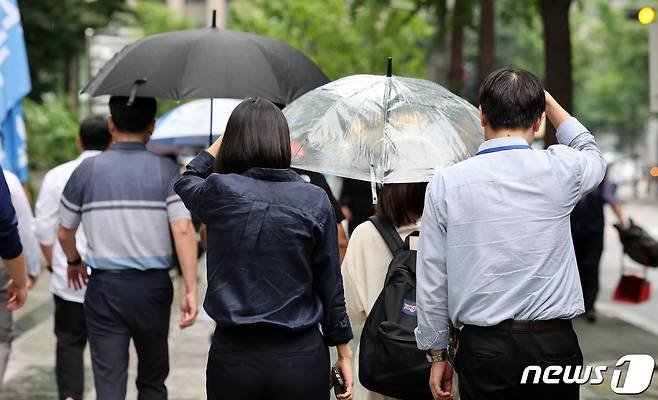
[415, 69, 605, 400]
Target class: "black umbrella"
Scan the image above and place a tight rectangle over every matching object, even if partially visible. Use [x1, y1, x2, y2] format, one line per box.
[83, 12, 328, 145]
[82, 13, 328, 106]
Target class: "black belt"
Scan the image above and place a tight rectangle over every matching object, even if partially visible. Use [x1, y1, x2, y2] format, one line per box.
[465, 318, 572, 332]
[90, 268, 168, 275]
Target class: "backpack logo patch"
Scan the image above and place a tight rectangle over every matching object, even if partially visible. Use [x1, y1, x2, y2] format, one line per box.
[401, 299, 417, 316]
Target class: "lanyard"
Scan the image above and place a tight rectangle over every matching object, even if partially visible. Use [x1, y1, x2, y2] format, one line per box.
[476, 144, 531, 156]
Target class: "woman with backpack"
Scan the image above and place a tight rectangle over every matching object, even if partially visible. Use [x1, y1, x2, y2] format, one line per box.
[175, 98, 354, 400]
[342, 182, 427, 400]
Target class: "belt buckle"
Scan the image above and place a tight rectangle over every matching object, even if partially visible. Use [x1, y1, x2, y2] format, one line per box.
[512, 320, 531, 331]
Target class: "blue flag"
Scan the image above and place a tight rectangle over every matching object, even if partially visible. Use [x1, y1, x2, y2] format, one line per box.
[0, 0, 31, 182]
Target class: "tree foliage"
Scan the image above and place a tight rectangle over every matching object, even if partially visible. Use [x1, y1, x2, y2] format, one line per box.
[227, 0, 435, 80]
[22, 1, 195, 171]
[493, 0, 653, 145]
[573, 1, 652, 147]
[123, 0, 197, 37]
[19, 0, 130, 98]
[24, 95, 79, 171]
[494, 0, 544, 76]
[19, 0, 654, 172]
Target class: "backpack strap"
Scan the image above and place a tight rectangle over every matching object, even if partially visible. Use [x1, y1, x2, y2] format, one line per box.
[369, 216, 405, 255]
[404, 231, 420, 251]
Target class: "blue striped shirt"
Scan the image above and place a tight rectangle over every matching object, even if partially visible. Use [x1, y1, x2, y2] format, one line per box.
[59, 142, 191, 270]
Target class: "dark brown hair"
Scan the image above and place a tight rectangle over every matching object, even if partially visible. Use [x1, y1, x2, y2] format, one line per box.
[375, 183, 428, 228]
[79, 115, 111, 151]
[108, 96, 157, 133]
[478, 68, 545, 130]
[215, 97, 291, 174]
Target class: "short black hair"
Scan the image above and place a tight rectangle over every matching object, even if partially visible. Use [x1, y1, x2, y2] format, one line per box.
[478, 68, 545, 130]
[375, 183, 428, 228]
[79, 115, 111, 151]
[215, 97, 291, 174]
[108, 96, 157, 133]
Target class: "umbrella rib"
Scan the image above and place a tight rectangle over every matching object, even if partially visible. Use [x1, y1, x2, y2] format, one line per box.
[243, 35, 286, 102]
[306, 80, 382, 154]
[379, 77, 395, 184]
[292, 81, 378, 164]
[439, 105, 473, 159]
[339, 84, 385, 173]
[178, 30, 211, 100]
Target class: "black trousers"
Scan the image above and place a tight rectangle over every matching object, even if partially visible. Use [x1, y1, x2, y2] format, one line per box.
[454, 322, 583, 400]
[84, 269, 173, 400]
[54, 295, 88, 400]
[573, 235, 604, 312]
[207, 325, 330, 400]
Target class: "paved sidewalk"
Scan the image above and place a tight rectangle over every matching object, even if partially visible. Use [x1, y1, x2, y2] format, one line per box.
[1, 275, 215, 400]
[3, 291, 657, 399]
[3, 207, 658, 400]
[575, 316, 658, 399]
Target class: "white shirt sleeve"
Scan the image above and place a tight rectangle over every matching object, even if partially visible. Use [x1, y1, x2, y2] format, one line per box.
[553, 117, 607, 202]
[34, 170, 60, 246]
[4, 172, 42, 277]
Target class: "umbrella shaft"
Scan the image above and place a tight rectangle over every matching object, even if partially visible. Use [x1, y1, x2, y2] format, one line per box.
[209, 98, 214, 147]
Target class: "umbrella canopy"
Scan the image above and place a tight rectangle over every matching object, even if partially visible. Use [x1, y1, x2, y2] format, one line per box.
[283, 74, 484, 184]
[150, 98, 241, 147]
[82, 28, 329, 105]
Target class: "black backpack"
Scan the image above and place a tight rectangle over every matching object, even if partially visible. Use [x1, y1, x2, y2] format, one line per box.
[359, 216, 433, 400]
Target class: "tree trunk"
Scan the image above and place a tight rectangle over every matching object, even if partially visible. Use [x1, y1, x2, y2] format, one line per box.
[478, 0, 495, 87]
[67, 55, 80, 115]
[448, 0, 468, 94]
[428, 0, 449, 85]
[539, 0, 573, 147]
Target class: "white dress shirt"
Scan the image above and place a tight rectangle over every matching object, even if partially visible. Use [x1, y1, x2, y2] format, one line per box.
[34, 151, 100, 303]
[0, 171, 41, 278]
[415, 117, 606, 350]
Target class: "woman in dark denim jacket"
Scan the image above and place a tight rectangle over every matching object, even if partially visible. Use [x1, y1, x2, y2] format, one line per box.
[174, 98, 353, 400]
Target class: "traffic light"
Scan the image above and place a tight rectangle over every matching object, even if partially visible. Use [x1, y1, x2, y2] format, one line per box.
[628, 7, 657, 25]
[639, 7, 656, 24]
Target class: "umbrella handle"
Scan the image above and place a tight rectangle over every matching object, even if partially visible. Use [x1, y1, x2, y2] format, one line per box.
[127, 78, 147, 106]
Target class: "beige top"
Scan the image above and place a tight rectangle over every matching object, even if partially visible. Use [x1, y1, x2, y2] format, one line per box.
[342, 219, 421, 400]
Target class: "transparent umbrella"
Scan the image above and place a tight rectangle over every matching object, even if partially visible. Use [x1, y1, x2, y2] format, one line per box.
[283, 70, 484, 185]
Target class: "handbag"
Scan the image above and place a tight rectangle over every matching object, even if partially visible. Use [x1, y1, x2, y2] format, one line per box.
[613, 257, 651, 304]
[614, 219, 658, 267]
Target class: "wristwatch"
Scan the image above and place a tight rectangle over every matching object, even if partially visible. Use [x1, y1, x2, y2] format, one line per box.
[426, 349, 447, 363]
[67, 257, 82, 266]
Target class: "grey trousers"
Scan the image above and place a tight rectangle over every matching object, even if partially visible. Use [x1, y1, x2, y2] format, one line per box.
[0, 268, 13, 390]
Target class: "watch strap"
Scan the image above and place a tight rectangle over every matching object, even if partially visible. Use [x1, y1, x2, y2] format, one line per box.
[67, 257, 82, 266]
[426, 350, 447, 363]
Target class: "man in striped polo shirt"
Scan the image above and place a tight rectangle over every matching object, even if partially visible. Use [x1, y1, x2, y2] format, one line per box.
[58, 96, 198, 400]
